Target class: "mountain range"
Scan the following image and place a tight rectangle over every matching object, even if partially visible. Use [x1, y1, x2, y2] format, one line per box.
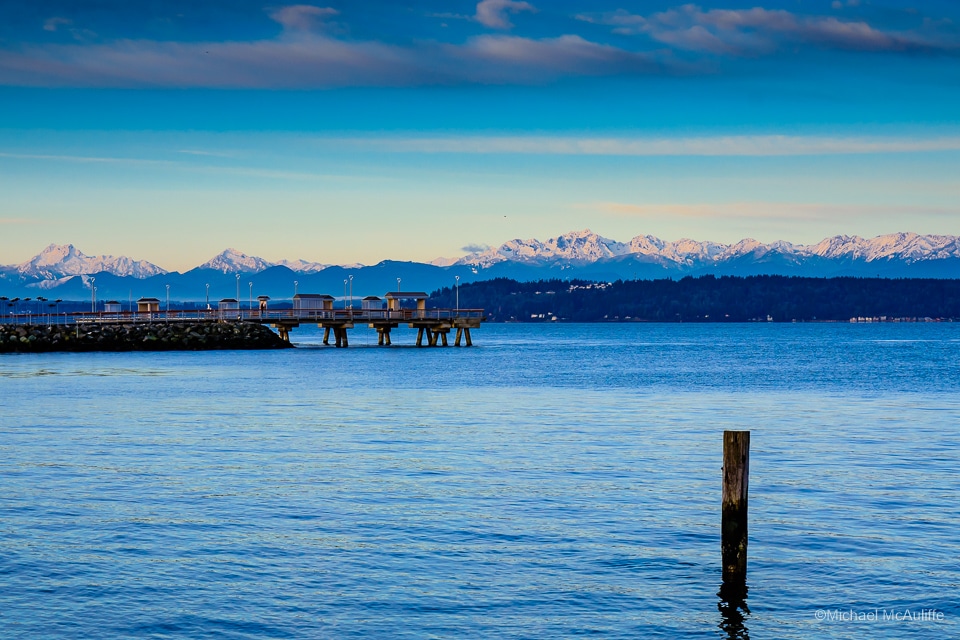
[2, 230, 958, 301]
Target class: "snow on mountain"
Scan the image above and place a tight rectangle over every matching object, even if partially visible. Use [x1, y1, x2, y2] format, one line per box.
[16, 244, 167, 279]
[275, 259, 329, 273]
[450, 230, 960, 269]
[459, 229, 629, 267]
[808, 232, 960, 262]
[199, 248, 276, 274]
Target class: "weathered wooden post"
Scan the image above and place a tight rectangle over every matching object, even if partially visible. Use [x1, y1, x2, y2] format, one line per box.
[722, 430, 750, 582]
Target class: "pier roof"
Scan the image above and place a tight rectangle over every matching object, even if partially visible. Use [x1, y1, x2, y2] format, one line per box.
[385, 292, 428, 300]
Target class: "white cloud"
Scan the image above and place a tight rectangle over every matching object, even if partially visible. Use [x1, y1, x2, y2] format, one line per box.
[474, 0, 536, 30]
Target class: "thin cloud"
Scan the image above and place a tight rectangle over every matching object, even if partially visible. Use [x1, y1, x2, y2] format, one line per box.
[475, 0, 536, 30]
[578, 5, 957, 55]
[462, 243, 492, 252]
[269, 5, 339, 32]
[43, 17, 72, 32]
[335, 134, 960, 156]
[0, 30, 661, 88]
[591, 201, 960, 221]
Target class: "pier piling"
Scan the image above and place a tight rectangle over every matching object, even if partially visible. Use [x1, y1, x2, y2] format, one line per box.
[722, 430, 750, 582]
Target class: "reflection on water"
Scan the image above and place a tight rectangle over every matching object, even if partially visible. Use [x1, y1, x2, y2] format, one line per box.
[718, 580, 750, 640]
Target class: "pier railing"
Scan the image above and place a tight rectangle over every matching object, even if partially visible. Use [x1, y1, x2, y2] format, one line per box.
[0, 308, 485, 326]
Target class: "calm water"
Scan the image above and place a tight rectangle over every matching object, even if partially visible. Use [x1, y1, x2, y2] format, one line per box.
[1, 323, 958, 639]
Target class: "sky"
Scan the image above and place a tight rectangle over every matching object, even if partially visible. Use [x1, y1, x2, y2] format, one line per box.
[1, 0, 958, 270]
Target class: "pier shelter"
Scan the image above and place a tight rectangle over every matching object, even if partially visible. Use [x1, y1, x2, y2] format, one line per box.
[361, 296, 383, 310]
[385, 292, 428, 312]
[104, 301, 122, 313]
[257, 295, 270, 312]
[137, 298, 160, 313]
[218, 298, 239, 312]
[294, 294, 334, 311]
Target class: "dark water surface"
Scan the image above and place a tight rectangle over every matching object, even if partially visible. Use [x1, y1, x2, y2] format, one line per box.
[1, 323, 958, 638]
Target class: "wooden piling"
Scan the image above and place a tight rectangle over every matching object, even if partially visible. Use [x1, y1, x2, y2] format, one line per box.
[440, 331, 448, 347]
[455, 327, 463, 346]
[334, 327, 342, 348]
[323, 326, 330, 345]
[341, 328, 348, 347]
[722, 430, 750, 582]
[416, 327, 424, 347]
[464, 328, 472, 347]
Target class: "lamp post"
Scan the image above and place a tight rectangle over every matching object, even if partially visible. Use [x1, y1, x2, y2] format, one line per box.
[249, 282, 253, 311]
[236, 274, 240, 306]
[348, 275, 353, 311]
[397, 277, 401, 293]
[205, 283, 210, 310]
[343, 279, 347, 311]
[90, 277, 96, 313]
[166, 284, 170, 317]
[294, 280, 298, 298]
[455, 275, 460, 314]
[93, 288, 97, 315]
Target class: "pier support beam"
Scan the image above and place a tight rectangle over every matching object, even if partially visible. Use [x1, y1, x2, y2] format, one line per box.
[416, 327, 425, 347]
[455, 327, 463, 346]
[722, 430, 750, 583]
[464, 328, 473, 347]
[440, 331, 448, 347]
[323, 326, 330, 345]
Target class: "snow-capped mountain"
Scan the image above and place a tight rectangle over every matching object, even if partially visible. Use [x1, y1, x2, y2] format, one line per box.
[198, 249, 329, 274]
[199, 249, 276, 274]
[13, 244, 167, 279]
[455, 230, 960, 269]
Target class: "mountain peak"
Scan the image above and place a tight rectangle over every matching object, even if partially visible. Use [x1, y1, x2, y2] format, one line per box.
[15, 244, 167, 279]
[200, 249, 275, 274]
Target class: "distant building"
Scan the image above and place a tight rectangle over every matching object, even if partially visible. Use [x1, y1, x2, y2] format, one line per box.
[137, 298, 160, 313]
[362, 296, 383, 310]
[385, 292, 428, 311]
[294, 294, 334, 311]
[103, 301, 122, 313]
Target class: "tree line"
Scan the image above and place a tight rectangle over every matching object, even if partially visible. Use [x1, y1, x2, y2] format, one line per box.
[430, 275, 960, 322]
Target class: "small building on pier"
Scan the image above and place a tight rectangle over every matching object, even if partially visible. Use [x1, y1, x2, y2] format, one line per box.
[294, 294, 334, 311]
[257, 295, 270, 311]
[218, 298, 239, 312]
[104, 301, 122, 313]
[385, 291, 428, 311]
[362, 296, 383, 310]
[137, 298, 160, 313]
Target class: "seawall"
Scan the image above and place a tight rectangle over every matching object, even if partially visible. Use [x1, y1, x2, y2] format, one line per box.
[0, 322, 293, 353]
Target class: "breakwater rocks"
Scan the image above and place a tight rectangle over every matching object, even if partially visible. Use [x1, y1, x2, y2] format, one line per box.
[0, 322, 293, 353]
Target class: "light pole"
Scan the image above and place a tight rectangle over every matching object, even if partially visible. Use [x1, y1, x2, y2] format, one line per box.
[294, 280, 298, 298]
[343, 279, 347, 310]
[90, 277, 96, 313]
[236, 273, 241, 305]
[166, 284, 170, 316]
[249, 282, 253, 311]
[397, 277, 401, 293]
[348, 275, 353, 311]
[205, 283, 210, 309]
[93, 288, 97, 314]
[455, 275, 460, 314]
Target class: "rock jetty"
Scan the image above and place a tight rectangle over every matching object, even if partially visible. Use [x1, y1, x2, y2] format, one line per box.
[0, 322, 293, 353]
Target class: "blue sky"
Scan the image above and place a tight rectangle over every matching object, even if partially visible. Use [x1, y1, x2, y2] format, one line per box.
[1, 1, 958, 269]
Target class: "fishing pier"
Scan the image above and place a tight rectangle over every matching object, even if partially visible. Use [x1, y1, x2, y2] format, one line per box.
[0, 291, 485, 350]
